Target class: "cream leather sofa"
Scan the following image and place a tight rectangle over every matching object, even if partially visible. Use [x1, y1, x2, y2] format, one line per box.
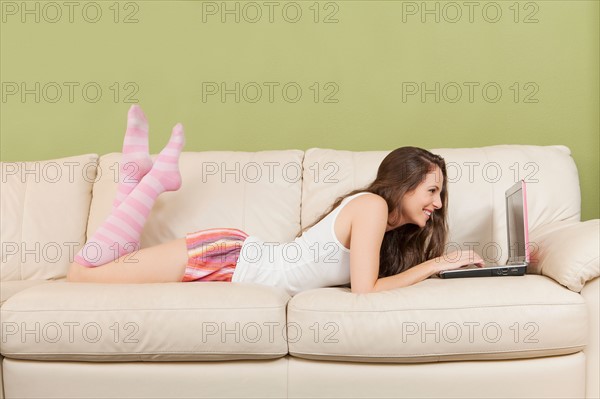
[1, 145, 598, 399]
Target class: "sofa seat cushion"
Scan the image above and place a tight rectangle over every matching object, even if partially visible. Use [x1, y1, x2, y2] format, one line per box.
[287, 275, 587, 363]
[0, 281, 290, 362]
[0, 280, 57, 307]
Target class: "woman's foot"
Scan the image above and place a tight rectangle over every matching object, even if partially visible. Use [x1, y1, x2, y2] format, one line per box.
[113, 104, 154, 209]
[147, 123, 186, 191]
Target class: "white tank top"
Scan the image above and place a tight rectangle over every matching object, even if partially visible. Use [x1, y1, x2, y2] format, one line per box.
[231, 192, 371, 296]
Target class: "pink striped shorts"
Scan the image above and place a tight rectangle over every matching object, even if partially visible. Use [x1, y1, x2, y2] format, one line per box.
[182, 228, 249, 283]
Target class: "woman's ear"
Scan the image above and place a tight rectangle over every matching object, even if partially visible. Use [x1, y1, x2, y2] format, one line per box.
[387, 207, 400, 228]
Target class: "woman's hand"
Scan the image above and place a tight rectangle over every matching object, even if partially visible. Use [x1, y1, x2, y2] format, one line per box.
[431, 250, 486, 276]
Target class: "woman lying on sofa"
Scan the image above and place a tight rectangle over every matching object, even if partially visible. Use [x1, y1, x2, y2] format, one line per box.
[66, 105, 485, 294]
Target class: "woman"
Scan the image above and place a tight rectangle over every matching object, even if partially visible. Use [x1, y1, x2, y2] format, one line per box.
[67, 105, 485, 294]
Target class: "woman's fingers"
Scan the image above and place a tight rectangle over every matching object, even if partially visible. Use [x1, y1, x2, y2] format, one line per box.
[442, 250, 485, 270]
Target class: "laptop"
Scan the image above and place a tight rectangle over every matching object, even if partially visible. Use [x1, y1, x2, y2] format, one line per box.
[438, 180, 530, 279]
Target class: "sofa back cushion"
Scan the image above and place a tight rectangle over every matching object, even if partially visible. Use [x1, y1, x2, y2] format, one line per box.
[301, 145, 580, 266]
[1, 154, 98, 281]
[87, 151, 304, 249]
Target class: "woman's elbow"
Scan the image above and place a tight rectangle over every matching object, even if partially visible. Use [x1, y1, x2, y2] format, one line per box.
[351, 283, 376, 294]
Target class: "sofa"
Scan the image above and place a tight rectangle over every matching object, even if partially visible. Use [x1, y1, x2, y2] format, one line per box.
[1, 144, 598, 399]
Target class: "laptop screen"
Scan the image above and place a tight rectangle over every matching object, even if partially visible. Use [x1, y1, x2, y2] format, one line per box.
[505, 180, 529, 263]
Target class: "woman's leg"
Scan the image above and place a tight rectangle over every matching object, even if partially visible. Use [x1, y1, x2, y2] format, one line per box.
[67, 238, 188, 283]
[73, 123, 185, 268]
[112, 104, 153, 210]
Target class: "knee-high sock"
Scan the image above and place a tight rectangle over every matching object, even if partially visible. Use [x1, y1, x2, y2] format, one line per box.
[75, 124, 186, 267]
[113, 104, 153, 210]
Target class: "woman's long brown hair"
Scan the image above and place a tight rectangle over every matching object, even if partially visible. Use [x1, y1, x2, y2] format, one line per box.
[295, 147, 448, 278]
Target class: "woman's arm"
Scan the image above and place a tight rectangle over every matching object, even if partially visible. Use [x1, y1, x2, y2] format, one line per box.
[347, 195, 485, 294]
[370, 250, 484, 292]
[371, 260, 438, 292]
[348, 195, 388, 294]
[362, 251, 484, 293]
[348, 195, 437, 293]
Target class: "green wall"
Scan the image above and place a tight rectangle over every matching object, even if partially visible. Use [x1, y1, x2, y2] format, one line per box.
[1, 0, 598, 220]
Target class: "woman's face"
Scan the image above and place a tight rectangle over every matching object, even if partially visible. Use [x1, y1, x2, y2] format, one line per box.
[387, 166, 444, 231]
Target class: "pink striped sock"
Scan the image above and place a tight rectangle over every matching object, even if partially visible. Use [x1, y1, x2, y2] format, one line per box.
[113, 104, 153, 210]
[75, 124, 186, 267]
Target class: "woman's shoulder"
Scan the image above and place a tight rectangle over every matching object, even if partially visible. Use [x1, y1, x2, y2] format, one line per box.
[331, 192, 389, 250]
[344, 192, 387, 208]
[340, 192, 388, 219]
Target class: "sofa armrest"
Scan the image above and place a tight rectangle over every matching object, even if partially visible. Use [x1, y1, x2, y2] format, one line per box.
[528, 219, 599, 293]
[581, 277, 599, 399]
